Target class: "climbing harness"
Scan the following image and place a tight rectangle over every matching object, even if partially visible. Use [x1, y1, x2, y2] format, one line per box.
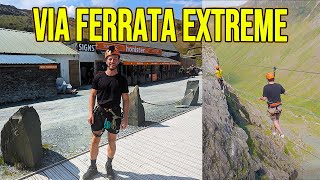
[268, 101, 282, 108]
[92, 106, 122, 137]
[104, 108, 122, 130]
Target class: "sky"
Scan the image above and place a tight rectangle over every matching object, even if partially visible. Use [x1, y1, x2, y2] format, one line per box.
[0, 0, 247, 19]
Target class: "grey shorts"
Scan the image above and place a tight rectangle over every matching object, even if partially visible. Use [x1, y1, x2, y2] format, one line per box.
[268, 105, 282, 121]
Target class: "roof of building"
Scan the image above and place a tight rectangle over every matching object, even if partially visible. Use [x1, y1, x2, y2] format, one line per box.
[0, 54, 58, 65]
[0, 28, 78, 55]
[120, 53, 180, 65]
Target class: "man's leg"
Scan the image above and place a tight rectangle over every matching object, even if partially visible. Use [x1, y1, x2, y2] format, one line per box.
[276, 113, 284, 138]
[219, 79, 224, 90]
[270, 113, 277, 135]
[83, 131, 102, 180]
[90, 132, 102, 162]
[107, 132, 117, 158]
[106, 132, 117, 180]
[273, 125, 277, 135]
[273, 119, 283, 136]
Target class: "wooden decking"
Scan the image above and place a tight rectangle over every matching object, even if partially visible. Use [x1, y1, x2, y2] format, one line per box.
[21, 107, 202, 180]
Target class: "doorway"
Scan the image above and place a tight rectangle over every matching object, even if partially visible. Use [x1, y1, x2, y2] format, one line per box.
[80, 62, 94, 85]
[69, 60, 80, 87]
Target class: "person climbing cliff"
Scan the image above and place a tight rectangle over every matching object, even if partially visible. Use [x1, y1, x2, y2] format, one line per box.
[215, 65, 224, 91]
[260, 72, 286, 138]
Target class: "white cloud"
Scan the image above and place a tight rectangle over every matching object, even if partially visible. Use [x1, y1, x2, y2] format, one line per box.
[167, 0, 247, 7]
[63, 5, 76, 17]
[167, 0, 202, 7]
[202, 0, 247, 7]
[0, 0, 66, 9]
[90, 0, 122, 7]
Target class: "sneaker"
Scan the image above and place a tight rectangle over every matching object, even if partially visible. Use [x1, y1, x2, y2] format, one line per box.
[106, 163, 115, 180]
[272, 131, 277, 136]
[280, 134, 285, 138]
[83, 165, 98, 180]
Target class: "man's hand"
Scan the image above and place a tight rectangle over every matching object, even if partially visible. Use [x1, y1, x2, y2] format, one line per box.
[120, 117, 128, 130]
[260, 97, 267, 101]
[88, 113, 94, 125]
[88, 89, 97, 125]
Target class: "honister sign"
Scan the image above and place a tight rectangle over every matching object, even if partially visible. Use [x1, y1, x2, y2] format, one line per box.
[96, 42, 162, 56]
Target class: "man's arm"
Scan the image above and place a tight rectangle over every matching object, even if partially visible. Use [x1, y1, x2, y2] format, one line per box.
[260, 97, 267, 101]
[88, 89, 97, 125]
[281, 85, 286, 94]
[214, 70, 218, 77]
[260, 86, 268, 101]
[121, 93, 129, 129]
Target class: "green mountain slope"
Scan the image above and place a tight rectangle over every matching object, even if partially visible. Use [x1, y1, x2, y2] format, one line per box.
[211, 0, 320, 178]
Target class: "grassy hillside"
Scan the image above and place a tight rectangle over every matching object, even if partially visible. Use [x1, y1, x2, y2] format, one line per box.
[211, 0, 320, 177]
[0, 15, 33, 31]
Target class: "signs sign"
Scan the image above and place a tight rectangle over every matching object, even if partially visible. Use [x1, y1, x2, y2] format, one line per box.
[96, 42, 162, 56]
[77, 43, 96, 52]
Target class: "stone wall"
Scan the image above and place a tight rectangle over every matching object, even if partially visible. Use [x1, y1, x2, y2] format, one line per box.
[0, 65, 57, 104]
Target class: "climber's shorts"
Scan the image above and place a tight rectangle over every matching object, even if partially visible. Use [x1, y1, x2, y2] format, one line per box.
[91, 106, 122, 135]
[268, 105, 282, 121]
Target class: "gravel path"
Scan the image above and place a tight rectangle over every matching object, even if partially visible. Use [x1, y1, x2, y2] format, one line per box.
[0, 76, 202, 179]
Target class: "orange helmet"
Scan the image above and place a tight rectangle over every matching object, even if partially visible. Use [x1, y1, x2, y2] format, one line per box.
[266, 72, 275, 80]
[215, 65, 219, 70]
[105, 45, 120, 60]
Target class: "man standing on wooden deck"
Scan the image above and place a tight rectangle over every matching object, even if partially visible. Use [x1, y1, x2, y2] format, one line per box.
[83, 46, 129, 180]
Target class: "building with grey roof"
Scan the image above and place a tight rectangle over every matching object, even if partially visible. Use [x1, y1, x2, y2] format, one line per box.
[0, 28, 79, 86]
[0, 28, 78, 55]
[0, 28, 81, 104]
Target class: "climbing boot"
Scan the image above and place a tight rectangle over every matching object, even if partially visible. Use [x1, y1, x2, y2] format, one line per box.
[280, 134, 285, 138]
[83, 165, 98, 180]
[106, 163, 115, 180]
[272, 131, 277, 136]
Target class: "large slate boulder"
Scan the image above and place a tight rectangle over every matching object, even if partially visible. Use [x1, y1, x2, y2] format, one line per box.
[1, 106, 43, 168]
[128, 85, 145, 126]
[180, 80, 199, 106]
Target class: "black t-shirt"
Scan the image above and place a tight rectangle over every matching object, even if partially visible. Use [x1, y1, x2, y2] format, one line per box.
[262, 83, 285, 103]
[92, 72, 129, 108]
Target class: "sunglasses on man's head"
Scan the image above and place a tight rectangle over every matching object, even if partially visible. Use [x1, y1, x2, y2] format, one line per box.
[108, 46, 116, 52]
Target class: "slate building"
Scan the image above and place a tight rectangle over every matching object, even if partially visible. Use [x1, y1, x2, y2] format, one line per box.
[0, 28, 79, 104]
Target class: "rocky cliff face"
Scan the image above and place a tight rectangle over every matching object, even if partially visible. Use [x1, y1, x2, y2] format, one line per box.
[202, 43, 298, 179]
